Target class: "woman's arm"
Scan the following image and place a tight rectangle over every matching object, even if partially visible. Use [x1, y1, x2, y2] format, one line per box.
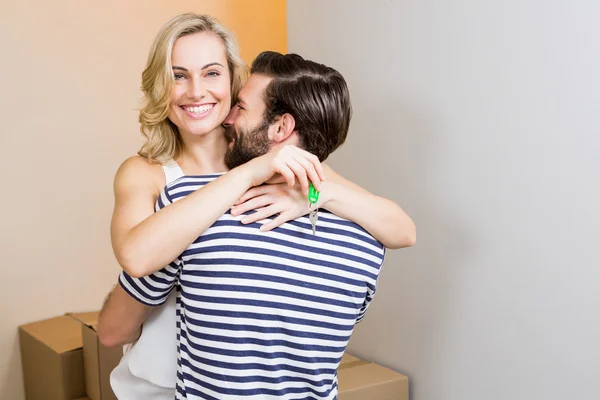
[112, 146, 324, 278]
[231, 163, 416, 249]
[111, 156, 252, 278]
[318, 164, 416, 249]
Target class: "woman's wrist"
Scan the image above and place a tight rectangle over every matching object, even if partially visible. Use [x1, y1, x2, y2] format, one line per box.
[316, 180, 339, 209]
[227, 163, 256, 192]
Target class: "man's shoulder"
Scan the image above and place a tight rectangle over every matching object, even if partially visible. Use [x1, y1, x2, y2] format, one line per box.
[266, 210, 386, 265]
[315, 210, 385, 252]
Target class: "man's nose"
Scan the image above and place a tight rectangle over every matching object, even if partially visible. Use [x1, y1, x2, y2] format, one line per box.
[223, 107, 237, 126]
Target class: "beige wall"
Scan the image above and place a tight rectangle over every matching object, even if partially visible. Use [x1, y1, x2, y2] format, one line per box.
[0, 1, 286, 399]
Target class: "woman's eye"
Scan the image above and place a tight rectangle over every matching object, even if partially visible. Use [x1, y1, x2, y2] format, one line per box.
[236, 103, 244, 110]
[207, 71, 221, 77]
[174, 73, 185, 80]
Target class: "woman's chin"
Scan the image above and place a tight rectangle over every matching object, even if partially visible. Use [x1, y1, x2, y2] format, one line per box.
[181, 122, 224, 137]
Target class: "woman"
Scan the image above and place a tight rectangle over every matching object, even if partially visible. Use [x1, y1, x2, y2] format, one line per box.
[106, 13, 415, 399]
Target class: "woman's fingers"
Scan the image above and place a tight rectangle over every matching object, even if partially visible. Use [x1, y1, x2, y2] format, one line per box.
[271, 146, 324, 191]
[240, 205, 280, 225]
[273, 159, 296, 188]
[235, 184, 277, 206]
[259, 213, 291, 232]
[285, 158, 310, 195]
[294, 155, 322, 193]
[298, 148, 325, 182]
[231, 194, 273, 216]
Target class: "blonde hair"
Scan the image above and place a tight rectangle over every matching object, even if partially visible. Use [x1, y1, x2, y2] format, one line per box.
[138, 13, 247, 163]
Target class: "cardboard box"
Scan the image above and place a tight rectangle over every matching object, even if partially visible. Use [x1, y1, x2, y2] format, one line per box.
[19, 312, 122, 400]
[19, 314, 87, 400]
[338, 354, 409, 400]
[67, 312, 122, 400]
[339, 353, 370, 370]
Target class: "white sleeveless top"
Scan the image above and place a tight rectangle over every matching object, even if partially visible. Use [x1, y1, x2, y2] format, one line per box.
[110, 160, 183, 399]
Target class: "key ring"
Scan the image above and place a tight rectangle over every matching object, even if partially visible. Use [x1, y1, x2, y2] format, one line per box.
[308, 182, 320, 212]
[308, 182, 320, 204]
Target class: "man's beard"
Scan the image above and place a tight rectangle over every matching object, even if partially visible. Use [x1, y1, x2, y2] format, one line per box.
[224, 120, 271, 169]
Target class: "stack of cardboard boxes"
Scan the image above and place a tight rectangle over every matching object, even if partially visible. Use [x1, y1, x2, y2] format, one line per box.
[19, 313, 408, 399]
[19, 312, 121, 400]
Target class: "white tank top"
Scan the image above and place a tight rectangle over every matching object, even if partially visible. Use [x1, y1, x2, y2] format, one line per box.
[110, 160, 184, 399]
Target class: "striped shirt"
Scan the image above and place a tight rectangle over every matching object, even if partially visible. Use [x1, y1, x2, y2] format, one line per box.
[120, 174, 386, 399]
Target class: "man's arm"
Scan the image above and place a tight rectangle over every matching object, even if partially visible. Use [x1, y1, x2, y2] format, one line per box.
[97, 283, 152, 347]
[97, 256, 182, 347]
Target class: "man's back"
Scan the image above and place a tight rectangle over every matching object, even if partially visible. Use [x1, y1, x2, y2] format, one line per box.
[121, 174, 385, 399]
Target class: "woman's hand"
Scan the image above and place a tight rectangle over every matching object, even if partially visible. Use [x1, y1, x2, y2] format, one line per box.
[243, 145, 325, 196]
[231, 183, 309, 231]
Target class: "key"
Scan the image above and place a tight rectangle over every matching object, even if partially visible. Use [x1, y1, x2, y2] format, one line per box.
[308, 182, 320, 235]
[309, 208, 319, 235]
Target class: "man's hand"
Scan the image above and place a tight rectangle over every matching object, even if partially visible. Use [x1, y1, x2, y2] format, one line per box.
[243, 145, 325, 196]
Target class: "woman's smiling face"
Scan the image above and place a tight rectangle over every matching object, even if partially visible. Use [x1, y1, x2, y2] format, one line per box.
[168, 32, 232, 138]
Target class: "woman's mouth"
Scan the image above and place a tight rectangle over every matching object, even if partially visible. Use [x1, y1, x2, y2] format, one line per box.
[180, 104, 215, 119]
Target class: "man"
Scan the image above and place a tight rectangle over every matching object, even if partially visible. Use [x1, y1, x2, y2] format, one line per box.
[100, 52, 387, 399]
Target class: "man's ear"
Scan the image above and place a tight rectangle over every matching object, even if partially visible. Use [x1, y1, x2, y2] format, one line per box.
[270, 113, 296, 143]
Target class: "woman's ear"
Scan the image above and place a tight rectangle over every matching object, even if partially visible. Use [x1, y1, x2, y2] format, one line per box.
[270, 113, 296, 143]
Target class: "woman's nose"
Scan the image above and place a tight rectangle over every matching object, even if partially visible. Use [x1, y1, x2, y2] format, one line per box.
[187, 77, 206, 100]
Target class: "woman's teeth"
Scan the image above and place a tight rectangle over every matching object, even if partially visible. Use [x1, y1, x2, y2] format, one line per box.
[184, 104, 214, 114]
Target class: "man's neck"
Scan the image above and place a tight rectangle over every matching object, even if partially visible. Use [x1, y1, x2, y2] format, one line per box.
[271, 132, 300, 150]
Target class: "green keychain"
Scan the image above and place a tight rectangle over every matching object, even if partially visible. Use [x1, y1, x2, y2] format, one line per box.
[308, 182, 320, 204]
[308, 182, 320, 235]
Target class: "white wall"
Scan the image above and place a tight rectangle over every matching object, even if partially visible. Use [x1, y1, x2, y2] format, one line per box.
[287, 1, 600, 399]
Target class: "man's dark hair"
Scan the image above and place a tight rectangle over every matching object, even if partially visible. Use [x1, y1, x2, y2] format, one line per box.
[251, 51, 352, 161]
